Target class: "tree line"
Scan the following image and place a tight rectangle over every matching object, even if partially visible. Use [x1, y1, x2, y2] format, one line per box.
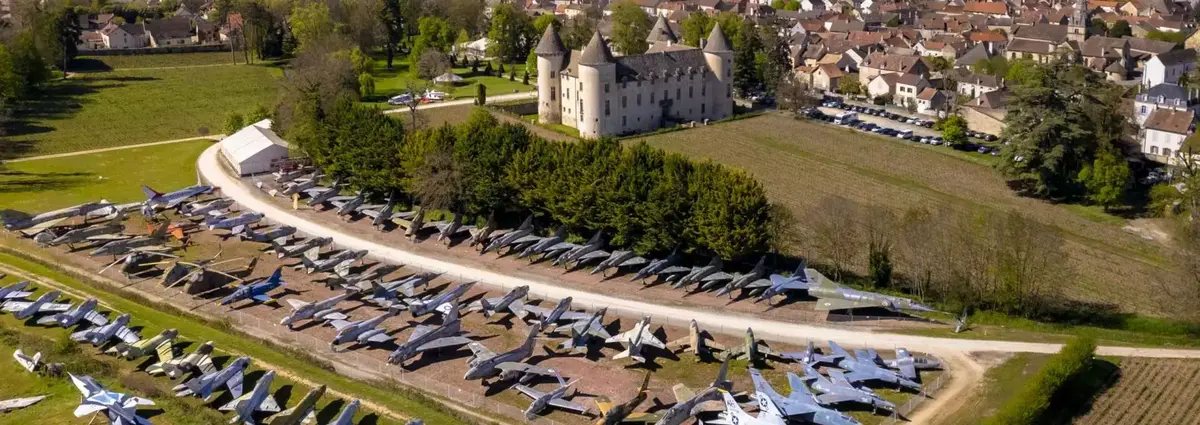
[0, 2, 81, 140]
[283, 98, 772, 259]
[981, 336, 1098, 425]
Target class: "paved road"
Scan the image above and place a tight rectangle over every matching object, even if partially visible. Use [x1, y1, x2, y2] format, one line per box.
[4, 135, 222, 164]
[196, 144, 1200, 360]
[381, 91, 536, 115]
[817, 106, 941, 139]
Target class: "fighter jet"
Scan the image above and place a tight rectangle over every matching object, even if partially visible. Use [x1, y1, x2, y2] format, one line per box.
[1, 200, 113, 233]
[326, 399, 360, 425]
[330, 263, 399, 290]
[466, 213, 499, 247]
[521, 297, 594, 332]
[273, 167, 311, 184]
[141, 184, 213, 215]
[652, 356, 731, 425]
[360, 192, 399, 230]
[107, 329, 178, 360]
[175, 356, 251, 399]
[714, 257, 770, 298]
[393, 208, 429, 240]
[753, 262, 815, 304]
[364, 273, 436, 307]
[517, 226, 568, 260]
[556, 307, 610, 353]
[71, 313, 139, 346]
[552, 231, 609, 268]
[809, 273, 936, 314]
[779, 340, 837, 366]
[296, 248, 368, 275]
[147, 341, 216, 379]
[514, 373, 589, 419]
[463, 323, 557, 382]
[280, 291, 353, 329]
[89, 221, 175, 257]
[473, 285, 530, 319]
[278, 173, 325, 197]
[304, 178, 345, 206]
[4, 290, 71, 320]
[0, 280, 33, 301]
[0, 396, 47, 412]
[796, 365, 894, 412]
[330, 192, 367, 218]
[591, 251, 648, 277]
[677, 257, 733, 291]
[713, 387, 786, 425]
[13, 349, 41, 372]
[406, 281, 474, 317]
[665, 319, 725, 360]
[630, 249, 690, 283]
[239, 225, 296, 246]
[265, 385, 325, 425]
[387, 302, 474, 364]
[206, 212, 264, 233]
[481, 216, 535, 254]
[825, 342, 921, 391]
[179, 198, 235, 218]
[41, 210, 127, 248]
[594, 372, 659, 425]
[329, 307, 402, 349]
[873, 348, 940, 381]
[219, 370, 282, 425]
[606, 316, 666, 364]
[723, 328, 783, 363]
[272, 236, 332, 259]
[159, 254, 252, 296]
[220, 268, 285, 307]
[746, 367, 860, 425]
[70, 374, 156, 425]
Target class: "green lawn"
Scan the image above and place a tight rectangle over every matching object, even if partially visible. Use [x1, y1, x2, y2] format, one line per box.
[0, 140, 213, 214]
[931, 353, 1052, 425]
[5, 64, 279, 158]
[363, 57, 533, 108]
[73, 52, 244, 71]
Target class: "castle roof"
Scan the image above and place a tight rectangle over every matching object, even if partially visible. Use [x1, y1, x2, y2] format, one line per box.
[647, 16, 678, 44]
[704, 22, 732, 53]
[535, 23, 567, 56]
[579, 31, 615, 66]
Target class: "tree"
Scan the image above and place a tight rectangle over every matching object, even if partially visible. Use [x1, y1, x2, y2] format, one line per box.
[940, 114, 968, 147]
[971, 56, 1009, 77]
[807, 196, 861, 280]
[346, 47, 372, 74]
[455, 28, 471, 45]
[476, 83, 486, 105]
[358, 72, 376, 97]
[925, 56, 952, 73]
[488, 3, 535, 62]
[732, 21, 761, 95]
[756, 22, 791, 96]
[610, 0, 651, 55]
[1147, 29, 1187, 47]
[864, 208, 895, 289]
[447, 0, 487, 37]
[838, 75, 862, 95]
[680, 11, 712, 47]
[416, 49, 451, 79]
[1077, 148, 1131, 211]
[224, 112, 245, 135]
[1088, 18, 1108, 38]
[776, 76, 818, 113]
[288, 2, 335, 52]
[378, 0, 405, 69]
[533, 13, 560, 35]
[885, 15, 901, 27]
[408, 127, 463, 211]
[410, 16, 453, 68]
[770, 0, 800, 10]
[562, 16, 596, 50]
[1107, 20, 1132, 38]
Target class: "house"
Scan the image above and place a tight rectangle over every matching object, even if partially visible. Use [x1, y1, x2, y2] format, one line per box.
[962, 1, 1011, 17]
[1141, 108, 1195, 163]
[1004, 23, 1074, 63]
[956, 72, 1002, 97]
[956, 44, 995, 69]
[220, 119, 292, 176]
[858, 52, 928, 87]
[1134, 83, 1200, 126]
[145, 16, 197, 47]
[894, 73, 929, 106]
[99, 22, 146, 49]
[867, 73, 899, 99]
[915, 88, 947, 115]
[1142, 49, 1196, 88]
[812, 63, 843, 90]
[78, 31, 105, 50]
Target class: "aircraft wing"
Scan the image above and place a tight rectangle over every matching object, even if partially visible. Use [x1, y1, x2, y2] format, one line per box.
[642, 334, 667, 349]
[155, 342, 176, 363]
[522, 305, 550, 319]
[407, 325, 434, 343]
[658, 266, 691, 275]
[558, 311, 593, 322]
[513, 384, 545, 400]
[827, 341, 851, 359]
[815, 392, 862, 406]
[285, 299, 309, 310]
[606, 328, 639, 344]
[1, 291, 32, 300]
[466, 342, 495, 360]
[511, 235, 542, 245]
[814, 298, 875, 311]
[19, 217, 68, 236]
[327, 197, 356, 206]
[702, 272, 733, 282]
[743, 278, 773, 289]
[258, 395, 282, 413]
[778, 400, 819, 417]
[898, 364, 918, 380]
[842, 371, 874, 384]
[328, 320, 354, 330]
[301, 188, 327, 197]
[6, 302, 74, 313]
[226, 370, 246, 398]
[619, 256, 649, 267]
[85, 234, 128, 242]
[622, 412, 663, 423]
[366, 332, 394, 344]
[73, 402, 108, 417]
[496, 362, 556, 377]
[549, 397, 589, 414]
[671, 384, 696, 402]
[579, 250, 610, 261]
[2, 301, 33, 312]
[415, 336, 474, 352]
[506, 299, 528, 317]
[360, 209, 382, 219]
[547, 242, 577, 251]
[115, 326, 141, 344]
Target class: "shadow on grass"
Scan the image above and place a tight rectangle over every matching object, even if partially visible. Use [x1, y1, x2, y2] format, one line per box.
[0, 171, 96, 194]
[1040, 358, 1121, 424]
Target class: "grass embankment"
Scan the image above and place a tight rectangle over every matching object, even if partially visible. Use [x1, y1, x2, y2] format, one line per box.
[932, 354, 1052, 425]
[0, 252, 472, 425]
[901, 310, 1200, 348]
[363, 57, 532, 108]
[73, 52, 244, 71]
[5, 58, 279, 158]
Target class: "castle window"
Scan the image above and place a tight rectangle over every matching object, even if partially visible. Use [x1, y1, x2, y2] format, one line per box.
[1165, 148, 1173, 157]
[677, 75, 682, 82]
[702, 103, 706, 114]
[651, 92, 655, 103]
[551, 87, 557, 100]
[622, 96, 627, 108]
[702, 85, 706, 96]
[727, 84, 731, 98]
[689, 86, 693, 98]
[623, 116, 627, 126]
[664, 90, 668, 100]
[1152, 146, 1159, 154]
[605, 100, 611, 116]
[676, 88, 680, 100]
[605, 83, 610, 93]
[551, 72, 557, 78]
[637, 94, 642, 105]
[690, 74, 694, 81]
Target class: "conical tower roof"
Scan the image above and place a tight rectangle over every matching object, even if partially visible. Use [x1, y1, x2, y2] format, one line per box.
[704, 22, 733, 53]
[646, 15, 678, 44]
[535, 23, 567, 56]
[579, 31, 615, 66]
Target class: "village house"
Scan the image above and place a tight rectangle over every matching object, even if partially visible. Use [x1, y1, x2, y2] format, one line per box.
[1141, 108, 1196, 163]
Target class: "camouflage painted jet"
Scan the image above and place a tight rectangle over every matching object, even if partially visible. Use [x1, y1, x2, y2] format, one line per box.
[825, 342, 921, 391]
[629, 249, 690, 283]
[265, 384, 325, 425]
[179, 198, 235, 218]
[431, 213, 476, 245]
[521, 297, 594, 332]
[672, 256, 732, 290]
[591, 251, 648, 277]
[481, 216, 535, 254]
[779, 340, 837, 366]
[405, 281, 475, 317]
[359, 192, 399, 230]
[556, 307, 610, 354]
[271, 236, 332, 259]
[808, 270, 936, 314]
[329, 307, 403, 349]
[514, 373, 589, 419]
[723, 328, 784, 363]
[277, 173, 325, 197]
[593, 372, 659, 425]
[71, 313, 139, 346]
[89, 221, 174, 257]
[219, 370, 282, 425]
[651, 356, 731, 425]
[714, 257, 770, 298]
[39, 210, 127, 248]
[205, 212, 263, 233]
[463, 324, 557, 382]
[219, 268, 285, 307]
[753, 262, 814, 304]
[330, 263, 399, 290]
[517, 226, 568, 260]
[238, 225, 296, 246]
[303, 178, 345, 206]
[295, 248, 368, 275]
[466, 214, 499, 248]
[387, 302, 473, 365]
[552, 231, 610, 268]
[867, 348, 941, 381]
[141, 184, 213, 216]
[107, 329, 178, 360]
[1, 200, 113, 233]
[364, 273, 436, 307]
[147, 341, 216, 379]
[473, 285, 530, 319]
[174, 356, 250, 399]
[280, 291, 353, 329]
[665, 319, 725, 360]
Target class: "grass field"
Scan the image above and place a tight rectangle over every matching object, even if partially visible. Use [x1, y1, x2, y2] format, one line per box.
[363, 58, 532, 108]
[1073, 358, 1200, 425]
[931, 353, 1051, 425]
[0, 140, 213, 213]
[5, 62, 279, 158]
[73, 52, 243, 71]
[633, 113, 1171, 317]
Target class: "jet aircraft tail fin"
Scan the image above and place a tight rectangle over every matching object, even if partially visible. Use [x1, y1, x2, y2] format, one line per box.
[141, 186, 163, 200]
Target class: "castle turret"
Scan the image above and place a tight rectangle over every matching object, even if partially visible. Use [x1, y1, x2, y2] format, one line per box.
[703, 23, 734, 120]
[535, 24, 567, 124]
[577, 31, 616, 139]
[646, 15, 678, 51]
[1067, 0, 1089, 42]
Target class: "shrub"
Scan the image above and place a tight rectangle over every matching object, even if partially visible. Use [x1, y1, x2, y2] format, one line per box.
[982, 336, 1096, 425]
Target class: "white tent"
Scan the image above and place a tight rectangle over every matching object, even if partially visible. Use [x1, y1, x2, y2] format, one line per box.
[433, 72, 464, 83]
[220, 119, 291, 176]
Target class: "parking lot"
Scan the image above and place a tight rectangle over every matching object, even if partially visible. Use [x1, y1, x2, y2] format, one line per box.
[808, 97, 1004, 155]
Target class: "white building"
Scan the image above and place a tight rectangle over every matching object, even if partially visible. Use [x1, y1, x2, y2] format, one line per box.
[535, 17, 734, 139]
[220, 119, 291, 176]
[99, 22, 146, 49]
[1141, 108, 1195, 163]
[1142, 48, 1197, 88]
[1134, 83, 1200, 126]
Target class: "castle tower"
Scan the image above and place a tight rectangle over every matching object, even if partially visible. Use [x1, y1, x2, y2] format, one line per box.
[1067, 0, 1089, 42]
[703, 23, 734, 120]
[577, 31, 615, 139]
[646, 15, 678, 51]
[535, 24, 567, 124]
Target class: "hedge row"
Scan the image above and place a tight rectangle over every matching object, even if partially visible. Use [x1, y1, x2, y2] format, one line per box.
[981, 336, 1097, 425]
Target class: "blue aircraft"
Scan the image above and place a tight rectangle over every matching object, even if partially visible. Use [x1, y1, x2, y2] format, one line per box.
[141, 185, 213, 216]
[219, 268, 285, 306]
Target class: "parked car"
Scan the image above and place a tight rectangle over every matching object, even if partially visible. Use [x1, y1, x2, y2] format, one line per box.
[387, 93, 415, 106]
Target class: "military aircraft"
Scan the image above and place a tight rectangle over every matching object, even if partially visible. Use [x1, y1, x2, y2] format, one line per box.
[71, 313, 139, 346]
[779, 340, 837, 366]
[406, 281, 474, 317]
[330, 192, 367, 218]
[825, 342, 921, 391]
[871, 348, 940, 381]
[522, 297, 594, 332]
[387, 302, 473, 365]
[557, 307, 610, 354]
[179, 198, 235, 218]
[364, 273, 436, 307]
[159, 254, 253, 296]
[463, 323, 556, 382]
[304, 178, 345, 206]
[70, 374, 156, 425]
[796, 364, 894, 412]
[665, 319, 725, 360]
[220, 370, 282, 425]
[330, 263, 399, 290]
[296, 248, 368, 275]
[713, 387, 786, 425]
[714, 257, 770, 298]
[474, 285, 530, 319]
[238, 225, 296, 246]
[89, 221, 175, 257]
[606, 316, 666, 364]
[108, 329, 178, 360]
[280, 291, 353, 329]
[329, 307, 402, 349]
[652, 356, 731, 425]
[723, 328, 784, 363]
[4, 290, 71, 320]
[39, 210, 127, 248]
[552, 231, 610, 268]
[514, 373, 589, 419]
[0, 280, 32, 301]
[591, 251, 649, 277]
[672, 257, 732, 290]
[0, 395, 47, 413]
[593, 372, 659, 425]
[273, 167, 312, 184]
[327, 399, 360, 425]
[1, 200, 113, 233]
[141, 184, 213, 216]
[480, 216, 535, 254]
[630, 249, 690, 283]
[266, 384, 325, 425]
[175, 356, 251, 399]
[753, 262, 814, 304]
[359, 192, 399, 230]
[517, 226, 568, 260]
[100, 251, 179, 278]
[13, 349, 41, 372]
[466, 214, 499, 248]
[746, 368, 859, 425]
[393, 208, 428, 240]
[807, 272, 936, 314]
[147, 341, 216, 379]
[220, 268, 285, 307]
[277, 173, 325, 197]
[206, 212, 264, 233]
[431, 213, 475, 245]
[271, 236, 332, 259]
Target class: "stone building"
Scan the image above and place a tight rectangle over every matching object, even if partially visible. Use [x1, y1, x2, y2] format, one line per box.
[535, 17, 735, 139]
